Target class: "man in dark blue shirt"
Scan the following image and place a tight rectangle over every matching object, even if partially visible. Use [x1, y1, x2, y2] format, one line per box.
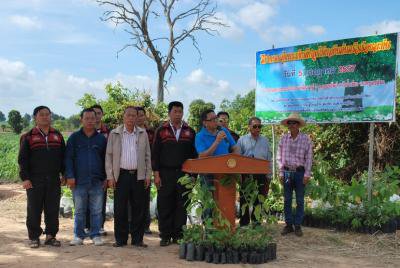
[65, 108, 107, 246]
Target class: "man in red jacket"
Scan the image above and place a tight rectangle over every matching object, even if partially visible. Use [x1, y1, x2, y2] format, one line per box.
[18, 106, 65, 248]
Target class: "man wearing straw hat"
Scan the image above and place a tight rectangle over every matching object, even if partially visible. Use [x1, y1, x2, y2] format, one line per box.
[277, 112, 313, 237]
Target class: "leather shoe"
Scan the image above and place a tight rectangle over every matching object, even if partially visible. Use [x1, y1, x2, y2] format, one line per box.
[113, 241, 127, 247]
[281, 224, 294, 235]
[294, 225, 303, 237]
[160, 238, 171, 247]
[132, 241, 148, 248]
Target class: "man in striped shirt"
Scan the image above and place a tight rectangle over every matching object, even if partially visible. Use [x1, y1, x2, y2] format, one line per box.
[106, 106, 152, 247]
[277, 113, 313, 237]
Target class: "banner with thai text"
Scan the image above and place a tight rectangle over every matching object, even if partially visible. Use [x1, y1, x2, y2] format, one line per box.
[255, 33, 398, 123]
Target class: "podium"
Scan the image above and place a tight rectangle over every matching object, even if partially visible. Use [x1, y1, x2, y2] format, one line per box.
[182, 154, 270, 230]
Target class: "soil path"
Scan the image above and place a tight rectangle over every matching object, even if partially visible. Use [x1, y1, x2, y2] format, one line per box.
[0, 184, 398, 267]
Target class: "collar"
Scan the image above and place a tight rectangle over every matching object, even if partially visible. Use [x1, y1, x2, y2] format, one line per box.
[32, 126, 54, 135]
[123, 125, 136, 134]
[79, 127, 98, 137]
[162, 120, 188, 129]
[287, 130, 301, 140]
[201, 126, 219, 136]
[169, 120, 183, 130]
[248, 133, 260, 140]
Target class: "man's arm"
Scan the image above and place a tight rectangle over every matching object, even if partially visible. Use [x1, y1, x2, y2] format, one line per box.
[18, 135, 30, 182]
[105, 133, 116, 188]
[64, 134, 76, 188]
[265, 137, 273, 175]
[304, 137, 313, 178]
[18, 134, 33, 189]
[277, 137, 284, 181]
[144, 131, 152, 188]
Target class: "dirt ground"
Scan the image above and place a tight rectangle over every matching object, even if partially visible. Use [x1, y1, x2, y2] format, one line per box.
[0, 183, 399, 268]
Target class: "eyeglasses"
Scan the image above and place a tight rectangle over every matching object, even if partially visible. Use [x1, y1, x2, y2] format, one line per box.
[252, 124, 262, 129]
[287, 121, 298, 125]
[205, 117, 218, 122]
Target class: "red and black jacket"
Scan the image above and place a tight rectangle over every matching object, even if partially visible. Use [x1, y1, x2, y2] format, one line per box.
[18, 127, 65, 181]
[146, 128, 155, 151]
[97, 124, 110, 139]
[229, 129, 240, 143]
[152, 121, 197, 171]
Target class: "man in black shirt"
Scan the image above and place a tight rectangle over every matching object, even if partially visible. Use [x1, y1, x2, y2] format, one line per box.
[152, 101, 197, 246]
[18, 106, 65, 248]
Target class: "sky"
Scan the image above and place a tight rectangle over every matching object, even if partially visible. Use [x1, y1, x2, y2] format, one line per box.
[1, 0, 400, 118]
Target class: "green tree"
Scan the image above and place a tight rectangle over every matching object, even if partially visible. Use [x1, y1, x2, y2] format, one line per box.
[8, 110, 23, 134]
[77, 82, 167, 129]
[0, 111, 5, 122]
[51, 113, 65, 121]
[22, 113, 31, 129]
[187, 99, 215, 132]
[220, 90, 256, 135]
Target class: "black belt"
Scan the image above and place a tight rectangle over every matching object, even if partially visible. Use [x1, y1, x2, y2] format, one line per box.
[160, 167, 182, 172]
[120, 168, 137, 174]
[284, 166, 305, 172]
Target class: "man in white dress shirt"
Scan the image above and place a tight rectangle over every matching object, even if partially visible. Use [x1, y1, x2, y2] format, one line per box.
[105, 106, 152, 247]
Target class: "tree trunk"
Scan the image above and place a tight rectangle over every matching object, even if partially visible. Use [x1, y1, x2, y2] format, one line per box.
[157, 71, 165, 103]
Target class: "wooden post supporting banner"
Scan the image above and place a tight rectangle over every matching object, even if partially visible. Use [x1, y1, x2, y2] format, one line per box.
[367, 122, 375, 202]
[272, 125, 276, 179]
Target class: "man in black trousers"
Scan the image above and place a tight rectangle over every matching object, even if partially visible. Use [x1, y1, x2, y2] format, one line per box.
[18, 106, 65, 248]
[152, 101, 197, 246]
[106, 106, 152, 247]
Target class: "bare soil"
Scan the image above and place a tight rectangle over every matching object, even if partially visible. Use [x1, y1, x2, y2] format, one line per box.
[0, 183, 398, 267]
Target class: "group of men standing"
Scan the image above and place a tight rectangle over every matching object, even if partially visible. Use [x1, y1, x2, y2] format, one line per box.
[18, 102, 313, 249]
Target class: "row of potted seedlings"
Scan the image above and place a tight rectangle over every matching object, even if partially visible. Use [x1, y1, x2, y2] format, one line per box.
[303, 204, 400, 234]
[178, 225, 277, 264]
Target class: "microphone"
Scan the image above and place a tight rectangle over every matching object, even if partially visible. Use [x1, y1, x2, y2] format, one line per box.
[216, 126, 229, 143]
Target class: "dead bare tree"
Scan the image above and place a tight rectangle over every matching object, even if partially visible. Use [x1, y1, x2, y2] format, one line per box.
[97, 0, 225, 103]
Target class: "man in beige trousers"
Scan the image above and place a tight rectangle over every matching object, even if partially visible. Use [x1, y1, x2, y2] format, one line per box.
[105, 106, 152, 247]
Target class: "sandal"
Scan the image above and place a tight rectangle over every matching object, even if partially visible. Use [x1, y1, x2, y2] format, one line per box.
[29, 239, 40, 248]
[44, 237, 61, 247]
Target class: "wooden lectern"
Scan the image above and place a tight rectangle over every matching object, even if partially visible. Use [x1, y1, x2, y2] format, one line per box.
[182, 154, 270, 230]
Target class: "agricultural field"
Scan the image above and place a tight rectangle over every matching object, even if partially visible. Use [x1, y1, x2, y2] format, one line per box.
[0, 133, 19, 182]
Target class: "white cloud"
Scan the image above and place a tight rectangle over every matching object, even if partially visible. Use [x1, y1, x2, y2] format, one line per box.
[238, 2, 276, 30]
[187, 68, 230, 90]
[9, 15, 42, 30]
[211, 12, 244, 40]
[357, 20, 400, 36]
[306, 25, 326, 35]
[0, 58, 249, 120]
[186, 69, 233, 104]
[260, 25, 302, 44]
[248, 78, 256, 88]
[0, 58, 155, 117]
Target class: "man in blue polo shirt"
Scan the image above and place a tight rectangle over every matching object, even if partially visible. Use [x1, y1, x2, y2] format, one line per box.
[195, 109, 239, 157]
[195, 109, 239, 219]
